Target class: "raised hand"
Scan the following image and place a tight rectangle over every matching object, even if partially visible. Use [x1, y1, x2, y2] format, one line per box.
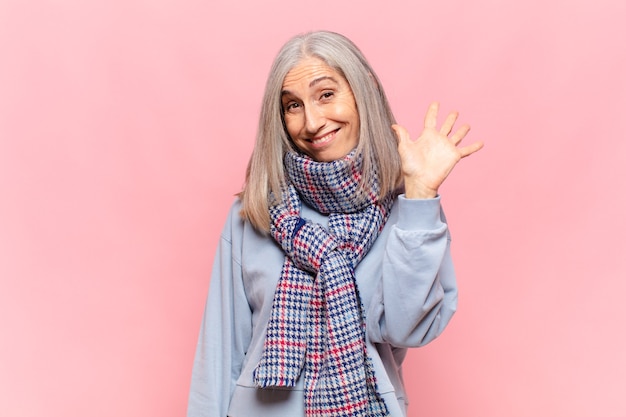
[392, 102, 484, 199]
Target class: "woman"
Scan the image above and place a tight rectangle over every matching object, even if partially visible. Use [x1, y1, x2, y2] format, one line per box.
[187, 31, 483, 417]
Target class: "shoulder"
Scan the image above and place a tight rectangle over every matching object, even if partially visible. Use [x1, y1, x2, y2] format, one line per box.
[219, 197, 245, 242]
[221, 197, 272, 246]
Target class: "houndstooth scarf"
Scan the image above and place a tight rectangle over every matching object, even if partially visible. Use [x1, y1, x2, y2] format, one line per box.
[253, 150, 393, 416]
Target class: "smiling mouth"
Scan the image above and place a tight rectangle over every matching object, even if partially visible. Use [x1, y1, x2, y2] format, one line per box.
[309, 129, 338, 146]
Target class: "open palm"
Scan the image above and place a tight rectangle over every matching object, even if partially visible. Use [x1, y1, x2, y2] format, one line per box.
[392, 102, 484, 199]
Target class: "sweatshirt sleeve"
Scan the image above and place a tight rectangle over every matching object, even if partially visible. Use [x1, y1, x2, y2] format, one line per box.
[367, 194, 458, 348]
[187, 206, 252, 417]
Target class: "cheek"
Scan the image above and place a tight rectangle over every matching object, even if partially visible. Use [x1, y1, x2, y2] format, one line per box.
[283, 116, 300, 138]
[336, 100, 359, 125]
[340, 108, 360, 135]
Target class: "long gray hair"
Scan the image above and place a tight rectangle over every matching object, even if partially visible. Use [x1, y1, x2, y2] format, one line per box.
[240, 31, 402, 231]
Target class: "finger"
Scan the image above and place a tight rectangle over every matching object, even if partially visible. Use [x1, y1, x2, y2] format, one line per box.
[391, 124, 410, 144]
[424, 102, 439, 129]
[450, 124, 471, 145]
[440, 111, 458, 136]
[459, 141, 484, 158]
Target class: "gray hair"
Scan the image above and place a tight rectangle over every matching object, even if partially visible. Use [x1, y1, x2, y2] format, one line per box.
[240, 31, 402, 231]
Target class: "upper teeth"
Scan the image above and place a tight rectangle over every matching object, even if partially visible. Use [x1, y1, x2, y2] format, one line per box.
[313, 131, 334, 144]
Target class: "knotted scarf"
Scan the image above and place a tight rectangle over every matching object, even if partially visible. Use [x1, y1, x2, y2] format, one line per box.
[253, 150, 393, 416]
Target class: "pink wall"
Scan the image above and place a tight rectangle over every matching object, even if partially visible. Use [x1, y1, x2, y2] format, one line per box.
[1, 0, 624, 416]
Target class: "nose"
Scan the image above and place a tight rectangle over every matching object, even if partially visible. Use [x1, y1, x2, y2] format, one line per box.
[304, 104, 325, 135]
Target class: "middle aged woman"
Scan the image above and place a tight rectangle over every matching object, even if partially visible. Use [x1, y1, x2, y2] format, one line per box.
[187, 30, 484, 417]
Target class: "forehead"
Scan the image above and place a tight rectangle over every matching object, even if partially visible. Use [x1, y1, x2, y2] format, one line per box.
[282, 57, 346, 91]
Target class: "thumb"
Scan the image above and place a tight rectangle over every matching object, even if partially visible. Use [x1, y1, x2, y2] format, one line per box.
[391, 124, 410, 145]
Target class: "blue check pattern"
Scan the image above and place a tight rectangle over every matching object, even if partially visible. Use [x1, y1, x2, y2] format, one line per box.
[254, 151, 392, 416]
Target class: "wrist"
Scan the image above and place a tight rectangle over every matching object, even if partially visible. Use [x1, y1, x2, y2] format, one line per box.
[404, 180, 438, 199]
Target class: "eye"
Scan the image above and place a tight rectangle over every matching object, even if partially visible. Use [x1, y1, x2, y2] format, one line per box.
[284, 101, 301, 113]
[320, 91, 334, 100]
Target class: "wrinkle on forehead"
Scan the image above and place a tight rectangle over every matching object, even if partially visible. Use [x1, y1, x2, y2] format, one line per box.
[281, 57, 344, 93]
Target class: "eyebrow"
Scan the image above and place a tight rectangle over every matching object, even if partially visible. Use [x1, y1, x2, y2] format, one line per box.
[281, 75, 339, 97]
[309, 75, 338, 88]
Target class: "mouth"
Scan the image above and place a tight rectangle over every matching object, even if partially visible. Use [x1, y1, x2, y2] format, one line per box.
[309, 129, 338, 147]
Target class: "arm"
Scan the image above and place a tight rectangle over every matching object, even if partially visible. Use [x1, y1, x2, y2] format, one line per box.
[365, 102, 481, 346]
[187, 208, 252, 417]
[367, 195, 457, 347]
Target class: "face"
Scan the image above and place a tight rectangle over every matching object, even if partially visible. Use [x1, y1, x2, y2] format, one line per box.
[281, 57, 360, 162]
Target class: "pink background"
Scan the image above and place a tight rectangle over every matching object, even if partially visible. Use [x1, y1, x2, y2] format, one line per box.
[1, 0, 625, 416]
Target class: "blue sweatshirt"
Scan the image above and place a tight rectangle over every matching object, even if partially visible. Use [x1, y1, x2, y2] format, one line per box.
[187, 195, 457, 417]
